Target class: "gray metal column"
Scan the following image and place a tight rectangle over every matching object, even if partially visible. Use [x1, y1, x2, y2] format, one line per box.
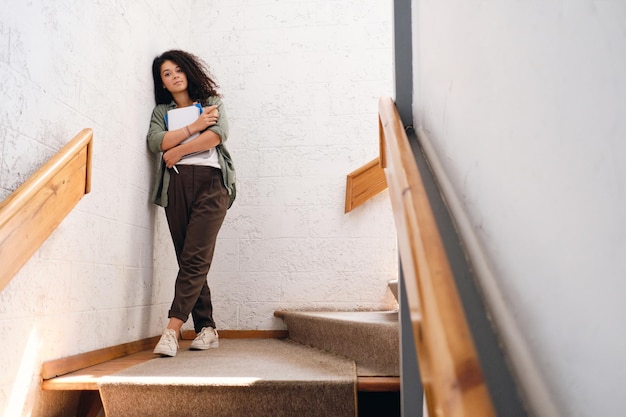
[399, 268, 423, 417]
[393, 1, 421, 416]
[393, 0, 414, 129]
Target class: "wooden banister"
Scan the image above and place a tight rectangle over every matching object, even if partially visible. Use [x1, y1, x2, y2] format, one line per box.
[378, 97, 495, 416]
[0, 128, 93, 292]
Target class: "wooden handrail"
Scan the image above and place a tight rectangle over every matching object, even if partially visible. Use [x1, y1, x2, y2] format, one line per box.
[0, 128, 93, 292]
[378, 97, 495, 416]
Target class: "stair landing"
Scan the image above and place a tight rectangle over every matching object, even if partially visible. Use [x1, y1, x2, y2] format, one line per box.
[98, 338, 356, 417]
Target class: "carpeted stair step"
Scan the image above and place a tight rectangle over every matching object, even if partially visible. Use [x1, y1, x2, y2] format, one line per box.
[275, 310, 399, 376]
[99, 338, 356, 417]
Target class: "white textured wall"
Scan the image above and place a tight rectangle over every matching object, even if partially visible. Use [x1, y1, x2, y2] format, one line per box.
[176, 0, 397, 332]
[412, 2, 626, 416]
[0, 1, 195, 414]
[0, 0, 395, 415]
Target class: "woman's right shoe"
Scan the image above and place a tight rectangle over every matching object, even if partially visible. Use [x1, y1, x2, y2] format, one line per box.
[153, 328, 179, 357]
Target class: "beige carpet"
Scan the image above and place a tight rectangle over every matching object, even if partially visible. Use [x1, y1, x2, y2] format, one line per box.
[279, 311, 399, 376]
[99, 339, 356, 417]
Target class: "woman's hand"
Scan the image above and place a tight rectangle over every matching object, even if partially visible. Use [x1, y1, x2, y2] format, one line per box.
[190, 105, 219, 133]
[163, 147, 182, 168]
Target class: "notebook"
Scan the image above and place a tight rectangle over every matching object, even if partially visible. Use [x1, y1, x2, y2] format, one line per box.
[165, 103, 203, 145]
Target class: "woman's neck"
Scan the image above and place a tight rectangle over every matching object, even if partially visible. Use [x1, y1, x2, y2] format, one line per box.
[172, 91, 193, 108]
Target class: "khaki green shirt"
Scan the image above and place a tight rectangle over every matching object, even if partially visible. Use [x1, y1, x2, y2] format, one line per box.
[147, 97, 236, 208]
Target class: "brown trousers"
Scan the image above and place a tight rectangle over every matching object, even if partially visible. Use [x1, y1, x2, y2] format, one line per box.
[164, 165, 229, 333]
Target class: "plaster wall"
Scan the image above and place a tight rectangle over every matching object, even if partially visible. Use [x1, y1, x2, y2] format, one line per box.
[412, 2, 626, 416]
[178, 0, 397, 332]
[0, 0, 396, 415]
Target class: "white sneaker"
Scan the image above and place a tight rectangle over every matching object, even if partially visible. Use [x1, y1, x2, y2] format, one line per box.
[153, 329, 179, 357]
[190, 327, 219, 350]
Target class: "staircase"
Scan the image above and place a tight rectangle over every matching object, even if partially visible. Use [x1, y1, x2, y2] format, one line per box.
[98, 311, 400, 417]
[275, 310, 399, 377]
[275, 309, 401, 417]
[44, 307, 401, 417]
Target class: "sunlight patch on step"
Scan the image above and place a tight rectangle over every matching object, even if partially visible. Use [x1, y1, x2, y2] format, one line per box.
[4, 327, 40, 417]
[100, 376, 263, 386]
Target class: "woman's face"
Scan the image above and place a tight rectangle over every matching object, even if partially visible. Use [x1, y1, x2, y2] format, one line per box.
[160, 60, 188, 94]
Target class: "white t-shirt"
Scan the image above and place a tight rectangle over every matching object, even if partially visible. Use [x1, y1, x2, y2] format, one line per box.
[177, 147, 221, 168]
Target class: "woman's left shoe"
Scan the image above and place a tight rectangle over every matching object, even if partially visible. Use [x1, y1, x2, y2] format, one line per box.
[190, 327, 219, 350]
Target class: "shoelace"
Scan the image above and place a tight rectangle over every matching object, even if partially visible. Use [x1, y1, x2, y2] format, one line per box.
[163, 330, 178, 345]
[197, 328, 215, 341]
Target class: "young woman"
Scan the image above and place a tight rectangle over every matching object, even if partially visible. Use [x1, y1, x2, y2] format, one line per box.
[147, 50, 236, 357]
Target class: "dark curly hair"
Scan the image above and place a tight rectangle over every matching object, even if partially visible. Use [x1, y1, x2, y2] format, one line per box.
[152, 50, 221, 105]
